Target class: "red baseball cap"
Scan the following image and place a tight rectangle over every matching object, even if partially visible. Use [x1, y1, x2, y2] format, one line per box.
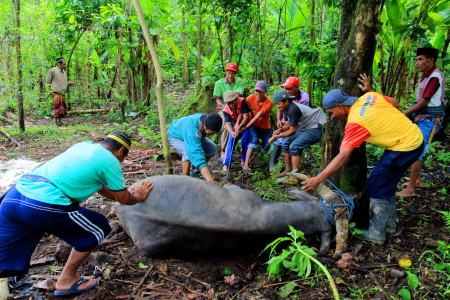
[225, 62, 238, 72]
[281, 77, 300, 88]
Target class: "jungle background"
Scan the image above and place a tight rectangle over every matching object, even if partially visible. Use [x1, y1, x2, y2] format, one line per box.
[1, 0, 450, 299]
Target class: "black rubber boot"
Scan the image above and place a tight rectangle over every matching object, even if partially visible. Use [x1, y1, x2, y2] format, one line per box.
[269, 144, 282, 172]
[356, 198, 389, 244]
[386, 196, 396, 234]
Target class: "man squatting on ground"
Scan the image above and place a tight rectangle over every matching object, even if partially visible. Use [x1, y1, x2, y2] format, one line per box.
[222, 90, 250, 172]
[242, 81, 274, 173]
[212, 62, 246, 160]
[269, 90, 326, 184]
[0, 131, 154, 296]
[271, 77, 311, 172]
[303, 74, 424, 244]
[397, 47, 446, 198]
[46, 57, 76, 126]
[168, 113, 222, 185]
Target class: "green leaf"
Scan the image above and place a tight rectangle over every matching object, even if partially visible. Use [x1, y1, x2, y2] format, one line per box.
[398, 288, 411, 300]
[277, 281, 298, 297]
[433, 30, 446, 49]
[433, 263, 446, 270]
[138, 263, 148, 268]
[408, 274, 419, 289]
[386, 0, 399, 31]
[91, 49, 100, 67]
[224, 268, 232, 275]
[68, 15, 75, 24]
[161, 35, 181, 61]
[425, 17, 435, 33]
[47, 265, 64, 271]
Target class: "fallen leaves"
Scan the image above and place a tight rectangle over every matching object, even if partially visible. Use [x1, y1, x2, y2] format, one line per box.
[224, 274, 239, 286]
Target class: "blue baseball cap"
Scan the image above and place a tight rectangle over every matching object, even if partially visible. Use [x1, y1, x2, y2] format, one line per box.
[322, 89, 358, 109]
[273, 90, 295, 102]
[254, 81, 267, 92]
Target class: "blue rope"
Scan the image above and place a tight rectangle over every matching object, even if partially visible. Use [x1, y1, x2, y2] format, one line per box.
[317, 169, 355, 226]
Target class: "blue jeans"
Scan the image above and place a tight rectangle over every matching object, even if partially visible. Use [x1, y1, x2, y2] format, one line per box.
[282, 125, 323, 156]
[223, 130, 249, 167]
[367, 142, 425, 200]
[417, 118, 442, 161]
[167, 134, 216, 162]
[248, 126, 272, 154]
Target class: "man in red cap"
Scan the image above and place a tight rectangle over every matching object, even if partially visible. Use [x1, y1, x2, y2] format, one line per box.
[213, 62, 246, 160]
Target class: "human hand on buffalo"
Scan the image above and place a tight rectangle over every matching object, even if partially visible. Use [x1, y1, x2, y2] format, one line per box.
[129, 180, 154, 202]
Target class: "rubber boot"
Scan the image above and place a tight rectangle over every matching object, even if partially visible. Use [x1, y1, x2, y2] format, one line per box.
[356, 198, 389, 244]
[190, 167, 200, 178]
[386, 196, 396, 234]
[269, 144, 282, 172]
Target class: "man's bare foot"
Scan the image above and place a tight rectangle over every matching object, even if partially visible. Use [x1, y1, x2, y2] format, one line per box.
[401, 181, 424, 188]
[396, 189, 416, 197]
[276, 169, 292, 178]
[281, 176, 298, 184]
[55, 275, 97, 292]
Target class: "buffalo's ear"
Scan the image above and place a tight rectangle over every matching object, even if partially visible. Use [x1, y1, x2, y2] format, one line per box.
[286, 187, 318, 202]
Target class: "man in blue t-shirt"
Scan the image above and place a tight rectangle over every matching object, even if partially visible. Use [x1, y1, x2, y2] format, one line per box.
[0, 131, 154, 296]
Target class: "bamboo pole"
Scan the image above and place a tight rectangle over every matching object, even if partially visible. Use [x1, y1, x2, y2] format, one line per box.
[132, 0, 173, 175]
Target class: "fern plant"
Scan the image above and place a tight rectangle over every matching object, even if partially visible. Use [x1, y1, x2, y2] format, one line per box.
[261, 226, 340, 299]
[438, 211, 450, 228]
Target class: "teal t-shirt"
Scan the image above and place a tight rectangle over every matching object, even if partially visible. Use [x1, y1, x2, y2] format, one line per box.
[16, 142, 126, 205]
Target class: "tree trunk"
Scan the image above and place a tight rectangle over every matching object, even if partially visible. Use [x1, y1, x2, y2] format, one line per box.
[132, 0, 173, 175]
[196, 0, 202, 94]
[1, 26, 9, 99]
[108, 30, 123, 100]
[182, 8, 188, 88]
[306, 0, 315, 106]
[323, 0, 382, 228]
[14, 0, 25, 131]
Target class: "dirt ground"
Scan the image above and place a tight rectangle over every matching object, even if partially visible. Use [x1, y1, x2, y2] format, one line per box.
[1, 112, 449, 300]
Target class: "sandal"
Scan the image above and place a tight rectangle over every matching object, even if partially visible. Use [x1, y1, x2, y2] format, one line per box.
[54, 277, 99, 296]
[242, 168, 253, 173]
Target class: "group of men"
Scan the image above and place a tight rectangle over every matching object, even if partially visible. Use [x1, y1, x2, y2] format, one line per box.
[0, 47, 445, 296]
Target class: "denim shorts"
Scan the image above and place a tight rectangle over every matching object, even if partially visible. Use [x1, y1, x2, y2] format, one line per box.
[168, 134, 217, 162]
[247, 126, 272, 154]
[0, 186, 111, 278]
[282, 125, 323, 156]
[417, 118, 442, 161]
[366, 142, 425, 200]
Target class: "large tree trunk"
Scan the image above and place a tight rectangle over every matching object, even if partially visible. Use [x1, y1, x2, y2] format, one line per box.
[182, 8, 188, 88]
[132, 0, 173, 175]
[14, 0, 25, 131]
[196, 0, 202, 95]
[322, 0, 382, 228]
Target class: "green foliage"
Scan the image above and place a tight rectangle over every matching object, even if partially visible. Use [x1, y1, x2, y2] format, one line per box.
[438, 211, 450, 228]
[262, 226, 340, 299]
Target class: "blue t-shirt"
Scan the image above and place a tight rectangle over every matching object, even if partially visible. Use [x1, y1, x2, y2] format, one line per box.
[16, 142, 126, 205]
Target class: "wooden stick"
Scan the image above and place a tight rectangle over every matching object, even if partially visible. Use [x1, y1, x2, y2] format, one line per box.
[0, 130, 20, 147]
[367, 274, 390, 299]
[127, 265, 154, 300]
[123, 163, 166, 173]
[67, 108, 110, 115]
[174, 272, 211, 287]
[231, 283, 249, 300]
[158, 275, 209, 297]
[250, 274, 324, 291]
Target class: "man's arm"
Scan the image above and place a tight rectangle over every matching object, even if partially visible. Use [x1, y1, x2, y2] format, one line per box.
[45, 69, 53, 88]
[99, 180, 154, 205]
[200, 166, 219, 185]
[403, 98, 430, 117]
[302, 147, 354, 192]
[276, 110, 284, 128]
[358, 73, 374, 93]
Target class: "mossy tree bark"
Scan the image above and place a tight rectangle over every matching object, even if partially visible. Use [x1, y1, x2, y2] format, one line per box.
[132, 0, 173, 174]
[182, 8, 188, 88]
[196, 0, 202, 96]
[322, 0, 382, 194]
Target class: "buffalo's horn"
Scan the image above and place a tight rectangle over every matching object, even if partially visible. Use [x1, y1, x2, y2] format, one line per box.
[288, 173, 349, 259]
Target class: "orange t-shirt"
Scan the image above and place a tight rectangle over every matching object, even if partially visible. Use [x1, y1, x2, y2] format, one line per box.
[246, 94, 273, 130]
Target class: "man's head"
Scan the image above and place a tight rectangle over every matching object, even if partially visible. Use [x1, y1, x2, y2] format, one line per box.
[322, 89, 357, 120]
[225, 62, 238, 83]
[254, 81, 268, 101]
[416, 47, 439, 73]
[282, 77, 300, 98]
[103, 131, 131, 162]
[203, 113, 222, 135]
[273, 90, 294, 111]
[56, 57, 66, 70]
[224, 90, 238, 110]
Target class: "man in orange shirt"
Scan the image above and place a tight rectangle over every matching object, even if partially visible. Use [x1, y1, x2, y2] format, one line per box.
[303, 75, 424, 244]
[242, 81, 273, 172]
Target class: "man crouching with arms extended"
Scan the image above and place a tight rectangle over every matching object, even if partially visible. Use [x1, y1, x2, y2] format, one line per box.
[0, 131, 154, 296]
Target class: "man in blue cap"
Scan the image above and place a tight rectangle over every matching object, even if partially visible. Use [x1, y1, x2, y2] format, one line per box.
[302, 75, 424, 244]
[269, 90, 326, 183]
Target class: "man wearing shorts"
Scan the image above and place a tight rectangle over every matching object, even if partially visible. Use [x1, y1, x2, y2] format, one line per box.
[0, 131, 154, 296]
[397, 47, 446, 197]
[168, 113, 222, 185]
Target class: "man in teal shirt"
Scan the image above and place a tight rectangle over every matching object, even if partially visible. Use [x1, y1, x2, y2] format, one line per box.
[0, 131, 154, 296]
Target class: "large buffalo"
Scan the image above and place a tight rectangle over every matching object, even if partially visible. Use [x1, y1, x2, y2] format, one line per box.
[115, 174, 349, 258]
